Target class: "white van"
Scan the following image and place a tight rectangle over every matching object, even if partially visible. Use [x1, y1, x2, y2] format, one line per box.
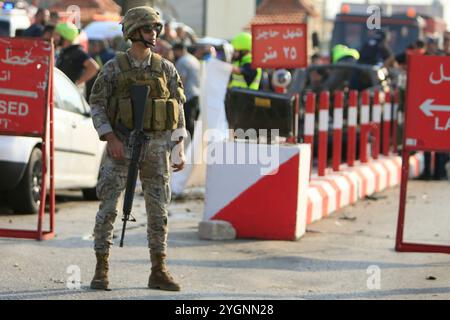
[0, 7, 31, 37]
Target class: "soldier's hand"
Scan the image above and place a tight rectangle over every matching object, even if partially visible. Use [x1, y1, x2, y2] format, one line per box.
[105, 132, 125, 161]
[171, 140, 185, 172]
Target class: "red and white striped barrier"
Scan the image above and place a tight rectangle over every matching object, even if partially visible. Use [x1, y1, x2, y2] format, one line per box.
[347, 90, 358, 167]
[332, 91, 344, 172]
[306, 153, 424, 224]
[382, 89, 392, 156]
[318, 91, 329, 176]
[392, 89, 400, 154]
[304, 92, 316, 175]
[203, 142, 311, 240]
[371, 89, 382, 159]
[201, 87, 425, 241]
[360, 90, 371, 163]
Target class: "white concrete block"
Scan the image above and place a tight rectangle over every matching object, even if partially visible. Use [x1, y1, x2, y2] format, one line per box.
[198, 220, 236, 240]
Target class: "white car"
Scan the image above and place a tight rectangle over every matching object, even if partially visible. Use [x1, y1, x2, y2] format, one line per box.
[0, 68, 106, 213]
[0, 7, 30, 37]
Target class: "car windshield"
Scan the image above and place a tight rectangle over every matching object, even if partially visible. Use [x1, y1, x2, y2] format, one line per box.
[0, 21, 10, 36]
[54, 69, 87, 115]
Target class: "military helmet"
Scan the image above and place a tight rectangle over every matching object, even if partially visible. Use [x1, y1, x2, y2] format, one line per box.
[120, 6, 163, 41]
[231, 32, 252, 52]
[55, 22, 79, 42]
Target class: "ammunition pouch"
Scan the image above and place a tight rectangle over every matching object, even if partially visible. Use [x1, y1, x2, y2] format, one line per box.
[114, 97, 179, 131]
[108, 52, 180, 132]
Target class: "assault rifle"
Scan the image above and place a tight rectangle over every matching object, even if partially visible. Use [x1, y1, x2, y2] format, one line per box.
[119, 85, 150, 247]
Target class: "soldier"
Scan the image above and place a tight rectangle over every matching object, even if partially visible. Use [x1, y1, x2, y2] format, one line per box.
[88, 6, 187, 291]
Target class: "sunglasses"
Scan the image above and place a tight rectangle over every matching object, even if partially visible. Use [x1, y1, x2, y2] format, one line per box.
[141, 24, 162, 34]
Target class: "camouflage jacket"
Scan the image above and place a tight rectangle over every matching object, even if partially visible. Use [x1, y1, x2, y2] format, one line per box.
[89, 49, 187, 140]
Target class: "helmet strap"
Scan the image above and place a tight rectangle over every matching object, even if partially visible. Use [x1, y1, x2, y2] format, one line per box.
[130, 29, 155, 48]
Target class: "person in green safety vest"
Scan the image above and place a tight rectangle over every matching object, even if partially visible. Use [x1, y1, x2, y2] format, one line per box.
[229, 32, 262, 90]
[319, 44, 360, 92]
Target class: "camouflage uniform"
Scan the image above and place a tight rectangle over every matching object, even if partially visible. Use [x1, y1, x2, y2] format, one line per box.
[89, 50, 187, 256]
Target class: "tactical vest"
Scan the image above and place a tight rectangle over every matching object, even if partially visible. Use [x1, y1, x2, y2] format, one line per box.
[107, 52, 179, 132]
[229, 53, 262, 90]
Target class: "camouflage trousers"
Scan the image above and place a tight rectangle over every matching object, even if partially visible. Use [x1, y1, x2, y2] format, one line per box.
[93, 131, 173, 255]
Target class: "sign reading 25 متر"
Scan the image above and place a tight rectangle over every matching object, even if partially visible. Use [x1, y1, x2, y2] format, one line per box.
[251, 23, 307, 69]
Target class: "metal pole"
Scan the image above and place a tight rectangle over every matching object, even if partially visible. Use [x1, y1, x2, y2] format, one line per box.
[202, 0, 207, 37]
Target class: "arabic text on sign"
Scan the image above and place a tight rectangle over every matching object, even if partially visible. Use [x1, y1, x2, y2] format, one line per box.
[429, 64, 450, 85]
[262, 47, 278, 63]
[0, 71, 11, 82]
[1, 48, 35, 66]
[282, 29, 304, 40]
[256, 30, 280, 41]
[283, 47, 298, 60]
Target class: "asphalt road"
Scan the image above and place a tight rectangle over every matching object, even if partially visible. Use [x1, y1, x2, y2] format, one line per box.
[0, 180, 449, 300]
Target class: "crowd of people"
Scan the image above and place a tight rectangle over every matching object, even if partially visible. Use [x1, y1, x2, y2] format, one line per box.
[14, 8, 450, 180]
[16, 8, 216, 137]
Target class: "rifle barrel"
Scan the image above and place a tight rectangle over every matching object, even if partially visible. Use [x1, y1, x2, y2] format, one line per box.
[119, 85, 150, 248]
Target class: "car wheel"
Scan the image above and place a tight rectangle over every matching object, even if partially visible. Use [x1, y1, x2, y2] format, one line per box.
[9, 148, 42, 214]
[82, 187, 98, 201]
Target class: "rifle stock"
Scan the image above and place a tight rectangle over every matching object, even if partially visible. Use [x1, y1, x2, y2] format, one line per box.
[119, 85, 150, 248]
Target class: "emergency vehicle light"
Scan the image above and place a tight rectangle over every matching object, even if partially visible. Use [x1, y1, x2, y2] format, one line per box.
[2, 2, 15, 10]
[341, 4, 351, 14]
[406, 7, 416, 18]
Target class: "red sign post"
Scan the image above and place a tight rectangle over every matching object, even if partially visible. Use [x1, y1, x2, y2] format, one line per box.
[251, 23, 307, 69]
[0, 38, 55, 241]
[396, 55, 450, 253]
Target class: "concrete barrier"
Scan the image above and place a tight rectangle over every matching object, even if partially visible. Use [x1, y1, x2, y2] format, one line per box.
[203, 141, 311, 240]
[306, 153, 424, 225]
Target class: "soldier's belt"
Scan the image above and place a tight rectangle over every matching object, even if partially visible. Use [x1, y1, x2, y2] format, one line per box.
[115, 121, 152, 140]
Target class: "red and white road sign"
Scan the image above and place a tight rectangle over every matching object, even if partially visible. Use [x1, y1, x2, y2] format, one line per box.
[251, 23, 307, 69]
[396, 54, 450, 254]
[0, 38, 55, 241]
[0, 38, 52, 136]
[405, 55, 450, 152]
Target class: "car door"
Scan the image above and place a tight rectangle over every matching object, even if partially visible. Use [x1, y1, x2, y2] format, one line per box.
[54, 70, 99, 186]
[53, 71, 74, 188]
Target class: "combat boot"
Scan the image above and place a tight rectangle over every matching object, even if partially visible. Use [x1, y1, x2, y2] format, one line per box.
[148, 252, 181, 291]
[90, 252, 110, 290]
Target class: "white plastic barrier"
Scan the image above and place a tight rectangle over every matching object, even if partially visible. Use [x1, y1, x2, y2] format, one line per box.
[171, 58, 232, 195]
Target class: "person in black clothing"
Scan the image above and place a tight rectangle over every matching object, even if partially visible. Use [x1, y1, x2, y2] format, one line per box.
[85, 40, 116, 101]
[54, 22, 99, 88]
[358, 29, 395, 68]
[444, 32, 450, 56]
[23, 8, 49, 37]
[42, 24, 55, 42]
[350, 29, 395, 91]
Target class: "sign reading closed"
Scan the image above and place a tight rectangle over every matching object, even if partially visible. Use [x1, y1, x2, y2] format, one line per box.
[0, 38, 52, 136]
